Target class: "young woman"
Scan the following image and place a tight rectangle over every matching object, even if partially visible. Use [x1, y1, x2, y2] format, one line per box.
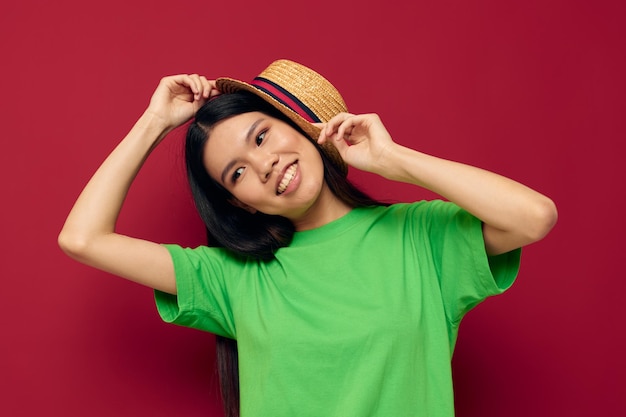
[59, 60, 557, 417]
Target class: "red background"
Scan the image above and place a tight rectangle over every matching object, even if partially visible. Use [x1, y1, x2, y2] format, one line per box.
[1, 0, 624, 415]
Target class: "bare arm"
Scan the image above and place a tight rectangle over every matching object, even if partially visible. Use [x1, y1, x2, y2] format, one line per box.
[58, 74, 218, 294]
[318, 113, 558, 256]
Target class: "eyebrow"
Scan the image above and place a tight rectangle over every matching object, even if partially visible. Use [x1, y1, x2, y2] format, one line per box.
[220, 118, 265, 184]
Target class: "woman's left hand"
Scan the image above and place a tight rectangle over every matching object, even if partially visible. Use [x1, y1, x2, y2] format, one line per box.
[316, 112, 396, 176]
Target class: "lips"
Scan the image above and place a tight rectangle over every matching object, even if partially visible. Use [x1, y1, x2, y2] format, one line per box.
[277, 162, 298, 195]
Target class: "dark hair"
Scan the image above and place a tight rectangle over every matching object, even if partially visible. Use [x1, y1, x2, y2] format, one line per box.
[185, 91, 383, 417]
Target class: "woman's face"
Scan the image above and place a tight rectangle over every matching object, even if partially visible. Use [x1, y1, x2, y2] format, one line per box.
[203, 112, 329, 223]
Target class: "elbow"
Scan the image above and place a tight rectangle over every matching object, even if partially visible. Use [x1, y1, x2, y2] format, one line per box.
[526, 196, 558, 243]
[57, 229, 91, 261]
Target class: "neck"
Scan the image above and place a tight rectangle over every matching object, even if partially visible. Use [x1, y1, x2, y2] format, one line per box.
[291, 183, 352, 231]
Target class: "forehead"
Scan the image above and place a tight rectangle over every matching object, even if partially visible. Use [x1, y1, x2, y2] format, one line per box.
[202, 111, 264, 177]
[208, 111, 262, 143]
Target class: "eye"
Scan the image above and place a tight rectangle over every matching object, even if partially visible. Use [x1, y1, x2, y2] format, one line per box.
[256, 130, 266, 146]
[232, 167, 244, 182]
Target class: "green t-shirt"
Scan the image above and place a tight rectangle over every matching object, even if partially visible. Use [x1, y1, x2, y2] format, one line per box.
[155, 201, 521, 417]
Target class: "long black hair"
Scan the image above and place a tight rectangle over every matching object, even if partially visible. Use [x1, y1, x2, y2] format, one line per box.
[185, 91, 383, 417]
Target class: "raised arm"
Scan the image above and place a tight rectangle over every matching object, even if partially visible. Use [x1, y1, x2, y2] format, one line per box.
[318, 113, 558, 256]
[58, 74, 218, 294]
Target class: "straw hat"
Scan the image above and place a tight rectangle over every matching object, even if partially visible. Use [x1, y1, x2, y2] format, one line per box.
[216, 59, 348, 175]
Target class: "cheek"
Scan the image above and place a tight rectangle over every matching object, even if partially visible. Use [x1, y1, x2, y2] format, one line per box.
[309, 151, 326, 181]
[231, 184, 265, 205]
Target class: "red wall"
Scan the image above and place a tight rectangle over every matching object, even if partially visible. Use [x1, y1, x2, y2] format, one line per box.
[1, 0, 624, 415]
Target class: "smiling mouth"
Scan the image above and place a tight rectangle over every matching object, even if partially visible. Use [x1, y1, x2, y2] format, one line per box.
[277, 162, 298, 195]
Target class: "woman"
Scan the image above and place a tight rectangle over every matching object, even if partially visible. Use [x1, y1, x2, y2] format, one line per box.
[59, 60, 557, 417]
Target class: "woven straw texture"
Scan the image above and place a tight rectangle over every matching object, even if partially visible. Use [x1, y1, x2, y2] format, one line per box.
[216, 60, 348, 175]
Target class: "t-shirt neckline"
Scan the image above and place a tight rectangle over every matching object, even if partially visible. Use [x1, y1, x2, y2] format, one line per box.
[289, 206, 378, 247]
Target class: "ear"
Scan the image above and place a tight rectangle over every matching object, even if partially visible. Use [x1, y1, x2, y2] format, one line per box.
[229, 198, 258, 214]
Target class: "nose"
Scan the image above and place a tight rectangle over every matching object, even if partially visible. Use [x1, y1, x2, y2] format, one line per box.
[250, 150, 279, 182]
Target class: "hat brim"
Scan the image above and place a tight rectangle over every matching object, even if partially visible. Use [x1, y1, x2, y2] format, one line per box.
[216, 77, 348, 176]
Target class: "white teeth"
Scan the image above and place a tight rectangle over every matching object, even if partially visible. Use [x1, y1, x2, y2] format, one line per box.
[277, 163, 297, 194]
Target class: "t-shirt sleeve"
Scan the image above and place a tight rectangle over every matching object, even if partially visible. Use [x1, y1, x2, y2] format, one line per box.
[154, 244, 237, 338]
[420, 201, 521, 328]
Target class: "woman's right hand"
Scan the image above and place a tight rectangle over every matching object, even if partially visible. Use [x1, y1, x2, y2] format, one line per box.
[145, 74, 219, 133]
[58, 73, 220, 295]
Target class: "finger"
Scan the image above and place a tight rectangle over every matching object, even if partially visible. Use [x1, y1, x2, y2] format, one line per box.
[183, 74, 209, 108]
[324, 112, 353, 136]
[335, 118, 356, 143]
[170, 74, 196, 99]
[313, 123, 327, 144]
[162, 74, 188, 91]
[199, 76, 214, 99]
[205, 79, 221, 100]
[198, 76, 209, 98]
[190, 74, 210, 102]
[188, 74, 203, 100]
[324, 129, 350, 156]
